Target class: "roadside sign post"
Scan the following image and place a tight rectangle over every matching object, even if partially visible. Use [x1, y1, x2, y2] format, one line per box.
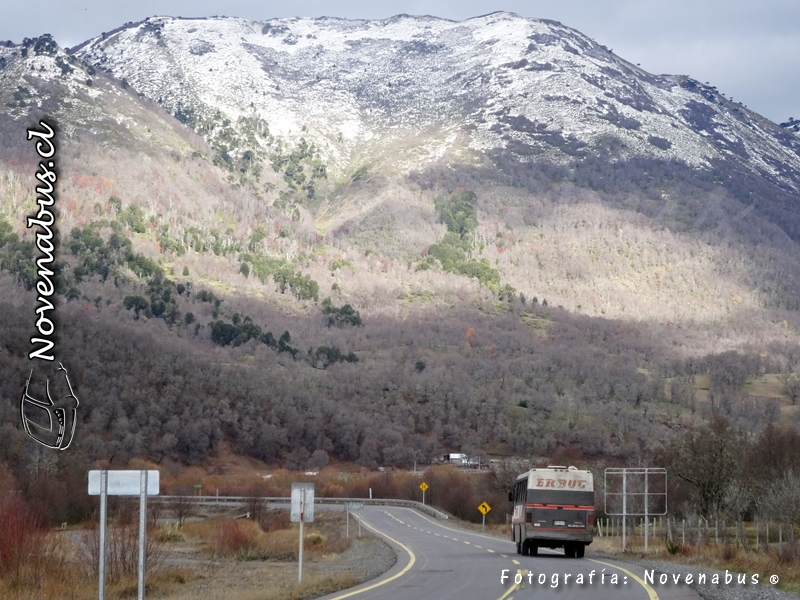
[420, 481, 428, 505]
[89, 470, 159, 600]
[299, 500, 304, 584]
[604, 468, 667, 553]
[291, 483, 315, 584]
[622, 470, 627, 553]
[137, 471, 148, 600]
[98, 470, 108, 600]
[478, 501, 491, 532]
[346, 502, 364, 539]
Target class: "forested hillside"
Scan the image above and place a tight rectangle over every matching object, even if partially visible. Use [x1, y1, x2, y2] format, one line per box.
[0, 17, 799, 529]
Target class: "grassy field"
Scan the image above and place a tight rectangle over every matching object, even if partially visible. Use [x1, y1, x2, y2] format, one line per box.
[591, 525, 800, 595]
[0, 510, 391, 600]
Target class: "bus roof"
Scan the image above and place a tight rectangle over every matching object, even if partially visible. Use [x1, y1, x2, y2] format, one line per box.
[517, 466, 594, 492]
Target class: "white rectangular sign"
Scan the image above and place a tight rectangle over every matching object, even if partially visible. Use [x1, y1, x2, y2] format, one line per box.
[88, 470, 160, 496]
[290, 483, 314, 522]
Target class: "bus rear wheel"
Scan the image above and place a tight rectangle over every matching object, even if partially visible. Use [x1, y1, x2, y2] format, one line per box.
[576, 543, 585, 558]
[564, 544, 576, 558]
[516, 541, 522, 555]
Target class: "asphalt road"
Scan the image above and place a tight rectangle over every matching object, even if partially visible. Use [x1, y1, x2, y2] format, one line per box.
[318, 506, 702, 600]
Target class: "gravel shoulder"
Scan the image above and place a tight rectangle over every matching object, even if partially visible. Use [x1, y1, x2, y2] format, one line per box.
[589, 552, 800, 600]
[310, 533, 397, 588]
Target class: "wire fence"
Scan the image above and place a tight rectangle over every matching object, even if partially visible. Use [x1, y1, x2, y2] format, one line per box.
[595, 515, 798, 553]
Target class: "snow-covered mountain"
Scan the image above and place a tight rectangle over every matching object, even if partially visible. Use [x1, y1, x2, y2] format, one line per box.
[73, 12, 800, 189]
[3, 14, 800, 324]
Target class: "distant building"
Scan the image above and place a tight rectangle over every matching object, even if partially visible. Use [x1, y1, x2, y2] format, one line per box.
[441, 453, 468, 465]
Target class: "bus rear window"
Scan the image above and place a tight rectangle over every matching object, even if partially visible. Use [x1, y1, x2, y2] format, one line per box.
[526, 490, 594, 506]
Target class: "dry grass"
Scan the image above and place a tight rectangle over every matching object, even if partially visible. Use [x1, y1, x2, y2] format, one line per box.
[158, 566, 358, 600]
[592, 534, 800, 594]
[180, 512, 350, 562]
[0, 510, 367, 600]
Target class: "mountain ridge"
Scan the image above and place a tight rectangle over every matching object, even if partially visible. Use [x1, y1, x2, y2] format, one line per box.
[1, 15, 799, 327]
[70, 13, 800, 190]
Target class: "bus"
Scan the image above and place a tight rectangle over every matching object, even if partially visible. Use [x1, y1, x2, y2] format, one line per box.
[509, 465, 594, 558]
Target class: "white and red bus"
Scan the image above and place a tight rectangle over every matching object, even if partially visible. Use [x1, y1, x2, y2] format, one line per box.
[509, 465, 594, 558]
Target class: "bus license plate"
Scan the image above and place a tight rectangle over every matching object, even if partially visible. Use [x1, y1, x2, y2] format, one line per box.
[554, 520, 566, 526]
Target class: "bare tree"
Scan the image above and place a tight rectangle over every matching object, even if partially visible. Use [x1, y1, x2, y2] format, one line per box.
[763, 471, 800, 526]
[489, 458, 535, 494]
[169, 487, 194, 527]
[244, 483, 267, 523]
[79, 522, 164, 583]
[783, 373, 800, 405]
[664, 416, 743, 519]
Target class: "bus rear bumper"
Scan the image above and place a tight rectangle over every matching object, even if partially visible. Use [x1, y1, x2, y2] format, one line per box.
[526, 530, 593, 545]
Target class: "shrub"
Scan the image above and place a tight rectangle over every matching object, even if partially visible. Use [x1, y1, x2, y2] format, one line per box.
[305, 532, 325, 546]
[321, 297, 362, 327]
[0, 490, 41, 585]
[79, 522, 165, 583]
[212, 519, 259, 558]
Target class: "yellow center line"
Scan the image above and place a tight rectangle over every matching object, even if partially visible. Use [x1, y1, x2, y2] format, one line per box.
[587, 558, 659, 600]
[326, 517, 417, 600]
[475, 545, 482, 548]
[488, 549, 496, 553]
[495, 569, 525, 600]
[512, 559, 520, 565]
[464, 541, 470, 545]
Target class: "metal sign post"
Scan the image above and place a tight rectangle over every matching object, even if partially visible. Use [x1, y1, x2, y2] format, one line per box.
[89, 470, 159, 600]
[478, 501, 491, 532]
[622, 470, 627, 553]
[291, 483, 315, 584]
[98, 470, 108, 600]
[644, 469, 649, 552]
[138, 471, 148, 600]
[299, 499, 304, 584]
[346, 502, 363, 539]
[604, 468, 667, 553]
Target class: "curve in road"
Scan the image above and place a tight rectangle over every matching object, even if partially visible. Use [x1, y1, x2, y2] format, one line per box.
[320, 506, 702, 600]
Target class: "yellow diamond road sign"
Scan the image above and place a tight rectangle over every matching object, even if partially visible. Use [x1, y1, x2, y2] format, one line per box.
[419, 482, 429, 492]
[478, 501, 491, 515]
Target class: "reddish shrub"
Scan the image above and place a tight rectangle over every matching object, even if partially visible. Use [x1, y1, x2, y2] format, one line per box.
[212, 519, 259, 557]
